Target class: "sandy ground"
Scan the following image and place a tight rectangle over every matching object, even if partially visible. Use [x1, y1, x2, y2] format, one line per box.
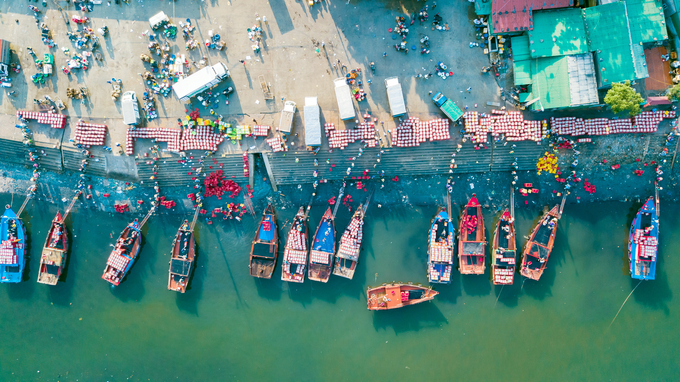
[0, 0, 501, 156]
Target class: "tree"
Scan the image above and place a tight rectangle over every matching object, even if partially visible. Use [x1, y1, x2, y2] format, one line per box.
[668, 84, 680, 102]
[604, 81, 644, 117]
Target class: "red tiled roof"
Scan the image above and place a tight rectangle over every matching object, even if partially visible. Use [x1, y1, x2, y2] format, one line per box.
[492, 0, 573, 34]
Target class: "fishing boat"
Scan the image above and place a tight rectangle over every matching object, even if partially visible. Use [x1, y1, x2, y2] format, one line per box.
[628, 196, 659, 280]
[458, 195, 486, 275]
[333, 205, 365, 279]
[249, 204, 278, 279]
[0, 206, 27, 283]
[281, 207, 308, 283]
[367, 282, 438, 310]
[102, 219, 142, 286]
[168, 220, 196, 292]
[427, 207, 454, 284]
[308, 207, 335, 283]
[491, 209, 516, 285]
[37, 212, 68, 285]
[520, 205, 560, 281]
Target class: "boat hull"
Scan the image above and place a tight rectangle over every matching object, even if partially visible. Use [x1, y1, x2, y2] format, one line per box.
[367, 283, 438, 310]
[458, 196, 486, 275]
[0, 208, 27, 284]
[102, 221, 142, 286]
[333, 208, 364, 280]
[168, 221, 196, 293]
[427, 209, 454, 284]
[38, 213, 68, 286]
[282, 209, 308, 283]
[250, 205, 278, 279]
[628, 197, 658, 280]
[491, 210, 516, 285]
[520, 205, 559, 281]
[309, 207, 335, 283]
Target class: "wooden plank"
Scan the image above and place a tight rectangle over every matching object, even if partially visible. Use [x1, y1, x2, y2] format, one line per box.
[261, 153, 278, 192]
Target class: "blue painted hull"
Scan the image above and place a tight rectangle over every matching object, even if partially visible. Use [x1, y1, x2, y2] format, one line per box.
[629, 197, 658, 280]
[427, 210, 454, 284]
[0, 208, 27, 283]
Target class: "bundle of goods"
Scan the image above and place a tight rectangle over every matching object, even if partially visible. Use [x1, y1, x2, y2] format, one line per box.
[16, 110, 66, 129]
[114, 203, 130, 213]
[583, 179, 596, 194]
[266, 136, 287, 152]
[179, 125, 224, 152]
[550, 111, 676, 137]
[392, 117, 450, 147]
[203, 170, 241, 199]
[215, 203, 247, 220]
[74, 120, 107, 147]
[461, 215, 478, 236]
[536, 152, 558, 175]
[242, 152, 249, 178]
[251, 125, 270, 137]
[338, 218, 363, 261]
[325, 122, 377, 149]
[125, 127, 181, 155]
[157, 196, 176, 209]
[463, 111, 546, 143]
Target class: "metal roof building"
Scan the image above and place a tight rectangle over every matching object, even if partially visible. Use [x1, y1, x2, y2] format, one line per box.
[509, 0, 667, 110]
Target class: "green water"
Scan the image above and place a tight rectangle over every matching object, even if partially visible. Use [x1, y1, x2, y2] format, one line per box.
[0, 197, 678, 381]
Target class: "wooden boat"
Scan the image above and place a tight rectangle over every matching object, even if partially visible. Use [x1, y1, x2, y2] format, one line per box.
[168, 220, 196, 292]
[628, 196, 659, 280]
[37, 212, 68, 285]
[491, 209, 516, 285]
[281, 207, 308, 283]
[333, 205, 365, 279]
[0, 206, 27, 283]
[427, 207, 454, 284]
[458, 195, 486, 275]
[102, 219, 142, 286]
[249, 204, 278, 279]
[520, 205, 560, 281]
[308, 207, 335, 283]
[367, 283, 438, 310]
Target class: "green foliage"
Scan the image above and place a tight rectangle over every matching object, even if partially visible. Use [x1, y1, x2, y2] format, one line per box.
[668, 84, 680, 102]
[604, 81, 644, 117]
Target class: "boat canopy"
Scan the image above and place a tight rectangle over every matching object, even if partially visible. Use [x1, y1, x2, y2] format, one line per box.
[170, 258, 192, 276]
[258, 215, 276, 242]
[462, 242, 484, 256]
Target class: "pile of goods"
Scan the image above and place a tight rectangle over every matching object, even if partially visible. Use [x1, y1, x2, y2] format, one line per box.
[242, 152, 249, 178]
[251, 125, 270, 137]
[550, 111, 676, 136]
[461, 214, 478, 235]
[464, 111, 546, 143]
[325, 121, 377, 149]
[213, 204, 247, 220]
[16, 111, 66, 129]
[583, 179, 596, 194]
[536, 153, 558, 175]
[204, 170, 241, 199]
[74, 120, 107, 147]
[157, 196, 176, 209]
[266, 136, 287, 152]
[126, 127, 181, 155]
[114, 203, 130, 213]
[392, 117, 450, 147]
[180, 125, 224, 151]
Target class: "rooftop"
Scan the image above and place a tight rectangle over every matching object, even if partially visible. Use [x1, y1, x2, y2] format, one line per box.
[528, 8, 588, 58]
[491, 0, 574, 34]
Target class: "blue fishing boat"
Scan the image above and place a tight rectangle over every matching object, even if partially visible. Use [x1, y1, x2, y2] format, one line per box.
[102, 219, 142, 286]
[309, 207, 335, 283]
[249, 204, 278, 279]
[427, 208, 454, 284]
[629, 196, 659, 280]
[0, 206, 27, 283]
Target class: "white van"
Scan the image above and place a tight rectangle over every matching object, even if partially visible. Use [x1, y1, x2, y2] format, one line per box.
[121, 91, 141, 126]
[385, 77, 406, 116]
[333, 78, 355, 120]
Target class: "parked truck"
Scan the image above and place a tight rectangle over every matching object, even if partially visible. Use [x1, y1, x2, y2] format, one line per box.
[333, 78, 355, 120]
[385, 77, 406, 117]
[121, 91, 141, 126]
[278, 101, 297, 135]
[304, 97, 321, 148]
[172, 62, 230, 102]
[432, 92, 463, 122]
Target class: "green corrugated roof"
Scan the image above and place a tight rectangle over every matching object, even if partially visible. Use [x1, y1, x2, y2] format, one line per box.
[528, 9, 588, 58]
[624, 0, 667, 44]
[530, 56, 572, 110]
[584, 3, 642, 87]
[475, 0, 492, 15]
[513, 60, 533, 85]
[512, 35, 531, 61]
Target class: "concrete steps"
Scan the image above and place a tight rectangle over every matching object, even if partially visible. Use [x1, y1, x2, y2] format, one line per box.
[136, 153, 247, 187]
[62, 148, 108, 177]
[0, 138, 63, 173]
